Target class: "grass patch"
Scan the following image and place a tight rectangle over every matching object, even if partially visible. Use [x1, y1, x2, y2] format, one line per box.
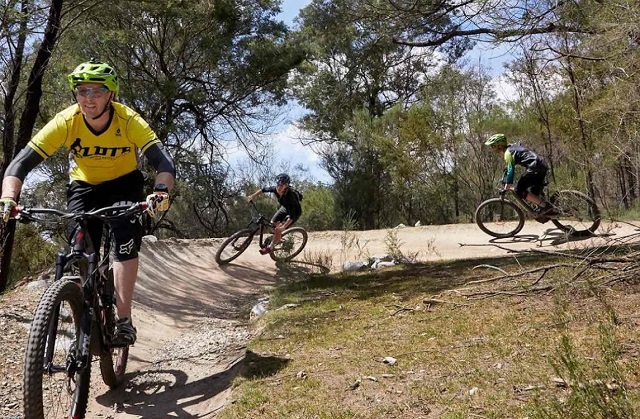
[221, 255, 640, 418]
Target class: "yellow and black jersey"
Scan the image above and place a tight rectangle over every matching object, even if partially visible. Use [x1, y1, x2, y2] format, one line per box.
[28, 102, 159, 185]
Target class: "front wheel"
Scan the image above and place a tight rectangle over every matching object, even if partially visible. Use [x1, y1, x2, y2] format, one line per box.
[23, 279, 90, 419]
[270, 227, 308, 262]
[215, 228, 255, 265]
[550, 190, 601, 236]
[475, 198, 525, 238]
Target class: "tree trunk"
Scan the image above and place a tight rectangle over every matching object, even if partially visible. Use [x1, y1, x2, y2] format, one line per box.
[0, 0, 64, 292]
[564, 56, 596, 199]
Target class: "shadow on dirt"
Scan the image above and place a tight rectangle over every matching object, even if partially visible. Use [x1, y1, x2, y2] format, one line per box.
[95, 350, 288, 418]
[486, 228, 613, 247]
[136, 241, 279, 320]
[239, 349, 291, 380]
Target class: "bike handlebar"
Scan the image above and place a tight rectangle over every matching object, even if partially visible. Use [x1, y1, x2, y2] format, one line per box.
[14, 202, 149, 224]
[247, 200, 272, 226]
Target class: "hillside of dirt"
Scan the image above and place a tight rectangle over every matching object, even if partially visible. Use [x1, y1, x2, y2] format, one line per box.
[1, 220, 638, 418]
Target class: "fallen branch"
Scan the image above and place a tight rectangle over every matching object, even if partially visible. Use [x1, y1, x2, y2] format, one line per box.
[461, 286, 554, 299]
[387, 304, 416, 316]
[468, 263, 575, 285]
[423, 298, 469, 307]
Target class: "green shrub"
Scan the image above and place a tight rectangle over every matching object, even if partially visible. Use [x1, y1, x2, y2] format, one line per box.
[6, 224, 58, 288]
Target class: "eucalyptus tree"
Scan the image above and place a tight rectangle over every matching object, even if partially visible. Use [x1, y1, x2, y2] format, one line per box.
[386, 0, 593, 48]
[0, 0, 68, 290]
[290, 0, 466, 228]
[48, 0, 306, 236]
[497, 0, 640, 209]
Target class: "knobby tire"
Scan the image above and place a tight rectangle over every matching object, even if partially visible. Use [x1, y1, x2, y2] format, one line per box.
[23, 279, 89, 419]
[98, 268, 129, 388]
[215, 228, 255, 265]
[270, 227, 308, 262]
[475, 198, 525, 238]
[550, 190, 601, 236]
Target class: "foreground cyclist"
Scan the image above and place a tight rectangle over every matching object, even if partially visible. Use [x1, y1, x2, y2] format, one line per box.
[248, 173, 302, 255]
[0, 59, 175, 347]
[485, 133, 556, 217]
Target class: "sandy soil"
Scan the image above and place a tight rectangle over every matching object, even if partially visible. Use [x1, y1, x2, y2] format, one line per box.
[2, 219, 639, 418]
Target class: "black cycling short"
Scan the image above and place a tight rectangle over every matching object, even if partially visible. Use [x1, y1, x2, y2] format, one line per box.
[515, 169, 547, 199]
[66, 170, 144, 262]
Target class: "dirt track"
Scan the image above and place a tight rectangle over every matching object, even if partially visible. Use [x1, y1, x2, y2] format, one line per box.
[4, 220, 640, 417]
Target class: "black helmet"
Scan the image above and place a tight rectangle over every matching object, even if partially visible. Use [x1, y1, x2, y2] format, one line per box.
[275, 173, 291, 185]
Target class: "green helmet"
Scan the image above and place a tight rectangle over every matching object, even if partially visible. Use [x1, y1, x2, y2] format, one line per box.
[485, 133, 507, 147]
[68, 59, 119, 95]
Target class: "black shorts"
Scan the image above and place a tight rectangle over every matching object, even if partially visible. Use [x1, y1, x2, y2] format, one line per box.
[271, 206, 297, 225]
[515, 169, 547, 199]
[66, 170, 144, 262]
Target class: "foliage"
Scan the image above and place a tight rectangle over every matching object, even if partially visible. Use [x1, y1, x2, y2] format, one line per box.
[293, 182, 338, 231]
[6, 223, 58, 289]
[7, 0, 640, 286]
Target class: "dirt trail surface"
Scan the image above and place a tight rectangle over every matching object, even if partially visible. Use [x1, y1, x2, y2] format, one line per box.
[1, 220, 639, 418]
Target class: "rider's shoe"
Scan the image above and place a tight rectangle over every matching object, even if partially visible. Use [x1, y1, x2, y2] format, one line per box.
[259, 246, 271, 255]
[111, 317, 137, 347]
[540, 207, 559, 217]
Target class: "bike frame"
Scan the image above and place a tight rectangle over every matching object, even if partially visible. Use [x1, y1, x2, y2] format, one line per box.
[500, 190, 540, 218]
[247, 202, 275, 248]
[499, 183, 555, 220]
[39, 217, 112, 381]
[20, 204, 144, 377]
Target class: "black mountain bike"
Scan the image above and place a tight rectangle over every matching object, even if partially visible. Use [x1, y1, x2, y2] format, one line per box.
[14, 202, 149, 419]
[475, 185, 601, 239]
[215, 201, 308, 265]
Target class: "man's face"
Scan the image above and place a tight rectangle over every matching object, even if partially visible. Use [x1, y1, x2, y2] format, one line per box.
[75, 82, 112, 119]
[276, 184, 288, 194]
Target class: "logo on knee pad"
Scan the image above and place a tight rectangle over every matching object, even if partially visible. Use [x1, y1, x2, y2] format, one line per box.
[119, 239, 135, 255]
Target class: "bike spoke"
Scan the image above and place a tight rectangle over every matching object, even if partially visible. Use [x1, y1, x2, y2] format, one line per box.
[475, 198, 525, 238]
[270, 228, 307, 261]
[550, 190, 600, 235]
[215, 229, 255, 264]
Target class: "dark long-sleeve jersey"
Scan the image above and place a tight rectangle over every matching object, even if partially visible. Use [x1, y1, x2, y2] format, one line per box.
[262, 185, 302, 221]
[504, 143, 547, 184]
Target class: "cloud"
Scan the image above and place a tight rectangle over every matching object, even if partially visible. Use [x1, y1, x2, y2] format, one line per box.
[491, 74, 519, 103]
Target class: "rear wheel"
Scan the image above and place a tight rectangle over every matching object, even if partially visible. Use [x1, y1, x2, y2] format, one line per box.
[270, 227, 308, 262]
[550, 190, 601, 236]
[215, 228, 255, 265]
[23, 279, 90, 419]
[475, 198, 525, 238]
[99, 268, 129, 388]
[100, 342, 129, 388]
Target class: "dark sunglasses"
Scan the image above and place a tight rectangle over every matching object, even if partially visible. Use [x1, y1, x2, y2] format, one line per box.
[75, 86, 110, 98]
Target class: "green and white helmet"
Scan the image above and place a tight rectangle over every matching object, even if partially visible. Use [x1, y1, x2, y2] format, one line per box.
[68, 59, 119, 95]
[485, 133, 507, 147]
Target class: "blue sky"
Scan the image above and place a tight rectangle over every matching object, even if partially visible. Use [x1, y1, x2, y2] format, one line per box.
[279, 0, 310, 26]
[271, 1, 330, 183]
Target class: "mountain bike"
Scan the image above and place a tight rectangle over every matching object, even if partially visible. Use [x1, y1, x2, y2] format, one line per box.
[13, 202, 149, 419]
[475, 185, 601, 239]
[215, 201, 308, 265]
